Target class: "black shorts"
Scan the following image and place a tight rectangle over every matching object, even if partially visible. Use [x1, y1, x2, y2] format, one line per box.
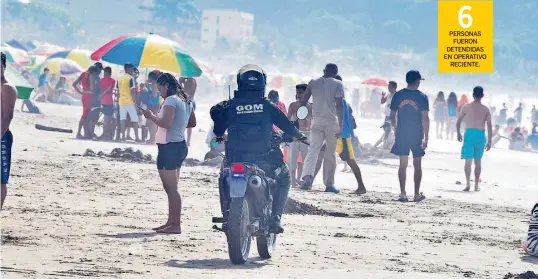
[102, 104, 113, 116]
[157, 141, 188, 170]
[1, 130, 13, 184]
[390, 137, 425, 158]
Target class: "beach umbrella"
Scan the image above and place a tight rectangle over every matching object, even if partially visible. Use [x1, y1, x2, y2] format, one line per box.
[31, 42, 65, 56]
[32, 58, 84, 76]
[5, 64, 34, 99]
[24, 55, 48, 70]
[362, 77, 389, 87]
[91, 33, 202, 77]
[48, 49, 93, 69]
[1, 44, 30, 64]
[6, 40, 30, 51]
[269, 74, 302, 89]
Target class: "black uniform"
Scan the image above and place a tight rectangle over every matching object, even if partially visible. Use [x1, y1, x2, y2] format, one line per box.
[210, 65, 302, 232]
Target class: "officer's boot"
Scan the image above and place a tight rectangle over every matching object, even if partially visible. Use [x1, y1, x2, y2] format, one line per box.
[271, 166, 290, 234]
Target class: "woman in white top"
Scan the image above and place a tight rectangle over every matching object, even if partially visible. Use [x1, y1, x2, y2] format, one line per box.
[142, 73, 196, 234]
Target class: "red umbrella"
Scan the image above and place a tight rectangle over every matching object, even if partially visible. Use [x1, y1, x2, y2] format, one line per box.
[362, 77, 388, 87]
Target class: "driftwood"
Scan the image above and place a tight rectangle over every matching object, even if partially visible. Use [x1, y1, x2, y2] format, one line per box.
[35, 124, 73, 134]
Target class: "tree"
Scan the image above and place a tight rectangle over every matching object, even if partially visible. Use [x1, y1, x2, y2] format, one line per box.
[139, 0, 201, 38]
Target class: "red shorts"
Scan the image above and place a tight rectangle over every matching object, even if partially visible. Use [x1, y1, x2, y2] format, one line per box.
[81, 94, 93, 118]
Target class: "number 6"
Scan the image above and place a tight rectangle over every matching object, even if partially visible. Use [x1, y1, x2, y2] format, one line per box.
[458, 5, 472, 29]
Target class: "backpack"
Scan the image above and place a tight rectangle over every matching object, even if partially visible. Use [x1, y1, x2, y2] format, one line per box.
[525, 203, 538, 256]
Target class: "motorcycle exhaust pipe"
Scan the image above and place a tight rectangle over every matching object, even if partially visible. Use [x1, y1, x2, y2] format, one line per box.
[248, 175, 264, 189]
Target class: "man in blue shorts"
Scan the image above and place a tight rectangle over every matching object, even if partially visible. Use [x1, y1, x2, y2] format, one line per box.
[1, 52, 17, 209]
[389, 70, 430, 202]
[456, 86, 492, 192]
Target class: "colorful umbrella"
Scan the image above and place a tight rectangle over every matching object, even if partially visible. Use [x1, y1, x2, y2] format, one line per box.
[25, 55, 48, 70]
[32, 58, 84, 76]
[1, 44, 30, 64]
[269, 74, 302, 88]
[48, 49, 93, 69]
[5, 64, 34, 99]
[31, 42, 65, 56]
[362, 77, 389, 87]
[91, 33, 202, 77]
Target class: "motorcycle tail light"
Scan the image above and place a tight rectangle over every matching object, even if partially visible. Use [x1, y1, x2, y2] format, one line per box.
[231, 163, 246, 173]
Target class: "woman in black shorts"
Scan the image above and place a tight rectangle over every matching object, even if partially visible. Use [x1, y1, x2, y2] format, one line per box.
[142, 73, 196, 234]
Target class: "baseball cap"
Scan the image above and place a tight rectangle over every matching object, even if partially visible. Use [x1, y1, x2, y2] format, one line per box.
[405, 70, 424, 83]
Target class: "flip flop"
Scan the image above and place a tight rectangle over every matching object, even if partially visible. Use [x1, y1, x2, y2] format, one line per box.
[413, 193, 426, 202]
[355, 189, 367, 195]
[397, 195, 408, 202]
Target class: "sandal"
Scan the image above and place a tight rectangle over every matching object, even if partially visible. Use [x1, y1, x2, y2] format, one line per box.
[413, 193, 426, 202]
[397, 194, 409, 202]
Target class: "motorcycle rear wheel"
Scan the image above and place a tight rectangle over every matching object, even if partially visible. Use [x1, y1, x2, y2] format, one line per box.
[227, 197, 251, 264]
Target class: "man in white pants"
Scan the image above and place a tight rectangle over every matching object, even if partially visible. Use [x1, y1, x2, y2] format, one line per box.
[299, 64, 344, 193]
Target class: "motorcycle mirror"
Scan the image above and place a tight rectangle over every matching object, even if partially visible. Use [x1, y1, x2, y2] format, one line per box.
[296, 106, 308, 120]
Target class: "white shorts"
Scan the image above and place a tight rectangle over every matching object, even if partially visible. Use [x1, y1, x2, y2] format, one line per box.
[119, 104, 139, 122]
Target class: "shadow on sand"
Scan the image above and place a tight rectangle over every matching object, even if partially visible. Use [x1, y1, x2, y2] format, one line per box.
[520, 255, 538, 264]
[164, 258, 267, 270]
[96, 232, 159, 239]
[438, 189, 479, 194]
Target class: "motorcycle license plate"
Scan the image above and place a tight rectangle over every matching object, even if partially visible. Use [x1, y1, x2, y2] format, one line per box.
[229, 176, 248, 198]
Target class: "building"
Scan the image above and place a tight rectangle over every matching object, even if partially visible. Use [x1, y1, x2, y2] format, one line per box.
[201, 9, 254, 49]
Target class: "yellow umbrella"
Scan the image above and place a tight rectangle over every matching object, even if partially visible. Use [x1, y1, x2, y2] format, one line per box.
[47, 49, 93, 69]
[32, 58, 84, 76]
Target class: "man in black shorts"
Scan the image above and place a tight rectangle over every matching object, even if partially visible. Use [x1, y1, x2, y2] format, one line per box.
[389, 70, 430, 202]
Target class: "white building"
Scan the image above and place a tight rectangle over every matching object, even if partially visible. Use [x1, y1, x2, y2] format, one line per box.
[201, 9, 254, 49]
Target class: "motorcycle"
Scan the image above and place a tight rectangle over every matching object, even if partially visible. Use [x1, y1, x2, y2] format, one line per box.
[212, 106, 309, 265]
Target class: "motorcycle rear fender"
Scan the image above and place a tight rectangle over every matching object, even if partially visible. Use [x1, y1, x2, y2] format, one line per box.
[228, 176, 248, 198]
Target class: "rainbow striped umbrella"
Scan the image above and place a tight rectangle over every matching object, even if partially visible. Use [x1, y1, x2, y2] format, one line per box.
[48, 49, 93, 69]
[91, 33, 202, 77]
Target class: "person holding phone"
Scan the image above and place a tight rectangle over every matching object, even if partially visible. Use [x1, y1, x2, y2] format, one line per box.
[141, 73, 196, 234]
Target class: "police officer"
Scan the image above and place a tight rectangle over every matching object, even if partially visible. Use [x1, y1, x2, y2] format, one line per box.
[210, 64, 303, 233]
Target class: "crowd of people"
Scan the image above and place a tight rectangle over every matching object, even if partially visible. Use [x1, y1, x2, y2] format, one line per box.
[46, 62, 199, 146]
[1, 51, 537, 257]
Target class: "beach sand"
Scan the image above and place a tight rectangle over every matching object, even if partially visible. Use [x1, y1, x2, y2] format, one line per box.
[1, 102, 537, 279]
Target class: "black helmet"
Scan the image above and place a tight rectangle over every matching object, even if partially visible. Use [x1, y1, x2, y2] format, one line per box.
[237, 64, 266, 91]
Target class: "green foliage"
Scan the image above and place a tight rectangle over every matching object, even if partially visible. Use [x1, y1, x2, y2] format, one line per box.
[148, 0, 201, 25]
[2, 0, 82, 42]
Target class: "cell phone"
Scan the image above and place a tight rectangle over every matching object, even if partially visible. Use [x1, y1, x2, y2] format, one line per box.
[137, 105, 146, 111]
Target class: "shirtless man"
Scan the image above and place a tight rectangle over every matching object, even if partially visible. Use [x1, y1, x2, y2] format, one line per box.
[456, 86, 492, 192]
[1, 52, 17, 209]
[287, 84, 312, 186]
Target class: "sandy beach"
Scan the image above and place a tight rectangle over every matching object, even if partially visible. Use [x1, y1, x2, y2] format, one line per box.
[1, 102, 537, 279]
